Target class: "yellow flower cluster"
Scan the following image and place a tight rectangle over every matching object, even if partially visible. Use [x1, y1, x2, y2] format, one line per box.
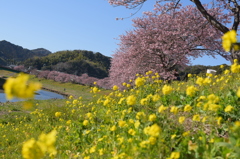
[196, 77, 212, 86]
[91, 87, 99, 93]
[144, 124, 161, 137]
[162, 85, 173, 95]
[22, 130, 57, 159]
[3, 73, 41, 100]
[231, 59, 240, 73]
[135, 77, 146, 87]
[186, 85, 198, 97]
[55, 112, 62, 118]
[126, 95, 136, 105]
[222, 30, 237, 52]
[112, 85, 119, 91]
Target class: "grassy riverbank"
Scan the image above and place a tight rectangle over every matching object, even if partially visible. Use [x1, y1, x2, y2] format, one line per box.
[1, 66, 240, 158]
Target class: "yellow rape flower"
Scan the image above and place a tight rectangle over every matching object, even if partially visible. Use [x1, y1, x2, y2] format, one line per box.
[184, 104, 192, 112]
[66, 120, 71, 125]
[118, 97, 125, 104]
[217, 117, 223, 125]
[231, 63, 240, 73]
[208, 103, 221, 111]
[37, 130, 57, 155]
[196, 77, 204, 86]
[92, 87, 99, 93]
[128, 129, 136, 136]
[117, 137, 124, 144]
[168, 152, 180, 159]
[22, 139, 44, 159]
[139, 140, 150, 148]
[208, 94, 220, 103]
[203, 77, 212, 85]
[224, 69, 230, 74]
[55, 112, 62, 118]
[103, 98, 110, 106]
[186, 85, 198, 97]
[198, 96, 206, 101]
[152, 94, 160, 102]
[237, 87, 240, 98]
[148, 124, 161, 137]
[118, 120, 126, 127]
[110, 125, 117, 131]
[89, 146, 96, 153]
[202, 116, 207, 123]
[136, 112, 146, 120]
[158, 105, 168, 113]
[86, 112, 93, 119]
[178, 116, 185, 124]
[140, 98, 148, 105]
[4, 73, 41, 100]
[135, 77, 145, 87]
[122, 82, 127, 86]
[222, 30, 237, 52]
[235, 121, 240, 127]
[134, 120, 140, 128]
[188, 141, 198, 151]
[98, 149, 104, 156]
[209, 138, 214, 143]
[224, 105, 234, 112]
[112, 85, 119, 91]
[171, 134, 176, 139]
[170, 106, 178, 114]
[148, 136, 157, 145]
[162, 85, 173, 95]
[192, 114, 201, 122]
[196, 102, 203, 107]
[126, 95, 136, 105]
[149, 114, 157, 122]
[182, 131, 190, 137]
[22, 130, 57, 159]
[83, 120, 89, 126]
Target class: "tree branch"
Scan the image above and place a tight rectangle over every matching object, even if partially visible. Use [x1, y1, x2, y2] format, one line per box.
[190, 0, 230, 33]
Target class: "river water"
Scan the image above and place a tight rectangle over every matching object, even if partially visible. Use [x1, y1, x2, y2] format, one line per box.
[0, 90, 65, 102]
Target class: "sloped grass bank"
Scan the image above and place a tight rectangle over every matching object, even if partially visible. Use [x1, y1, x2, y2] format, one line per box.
[1, 67, 240, 158]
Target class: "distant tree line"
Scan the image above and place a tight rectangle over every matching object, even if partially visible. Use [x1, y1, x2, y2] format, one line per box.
[178, 64, 230, 79]
[21, 50, 111, 79]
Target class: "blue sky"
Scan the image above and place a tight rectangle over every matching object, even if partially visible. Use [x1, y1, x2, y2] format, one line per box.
[0, 0, 230, 66]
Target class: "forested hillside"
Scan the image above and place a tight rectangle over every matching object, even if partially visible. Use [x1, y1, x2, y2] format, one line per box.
[0, 40, 51, 65]
[21, 50, 111, 79]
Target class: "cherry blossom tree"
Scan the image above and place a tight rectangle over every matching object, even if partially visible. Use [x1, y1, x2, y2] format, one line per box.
[38, 70, 50, 79]
[108, 0, 240, 61]
[13, 65, 26, 72]
[109, 2, 230, 87]
[96, 77, 111, 89]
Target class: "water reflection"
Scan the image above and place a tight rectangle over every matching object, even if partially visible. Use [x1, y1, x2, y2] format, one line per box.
[0, 90, 65, 102]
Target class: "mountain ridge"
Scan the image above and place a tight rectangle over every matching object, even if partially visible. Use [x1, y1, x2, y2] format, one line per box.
[0, 40, 51, 65]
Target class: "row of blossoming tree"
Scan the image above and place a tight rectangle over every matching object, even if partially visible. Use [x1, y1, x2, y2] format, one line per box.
[13, 65, 111, 89]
